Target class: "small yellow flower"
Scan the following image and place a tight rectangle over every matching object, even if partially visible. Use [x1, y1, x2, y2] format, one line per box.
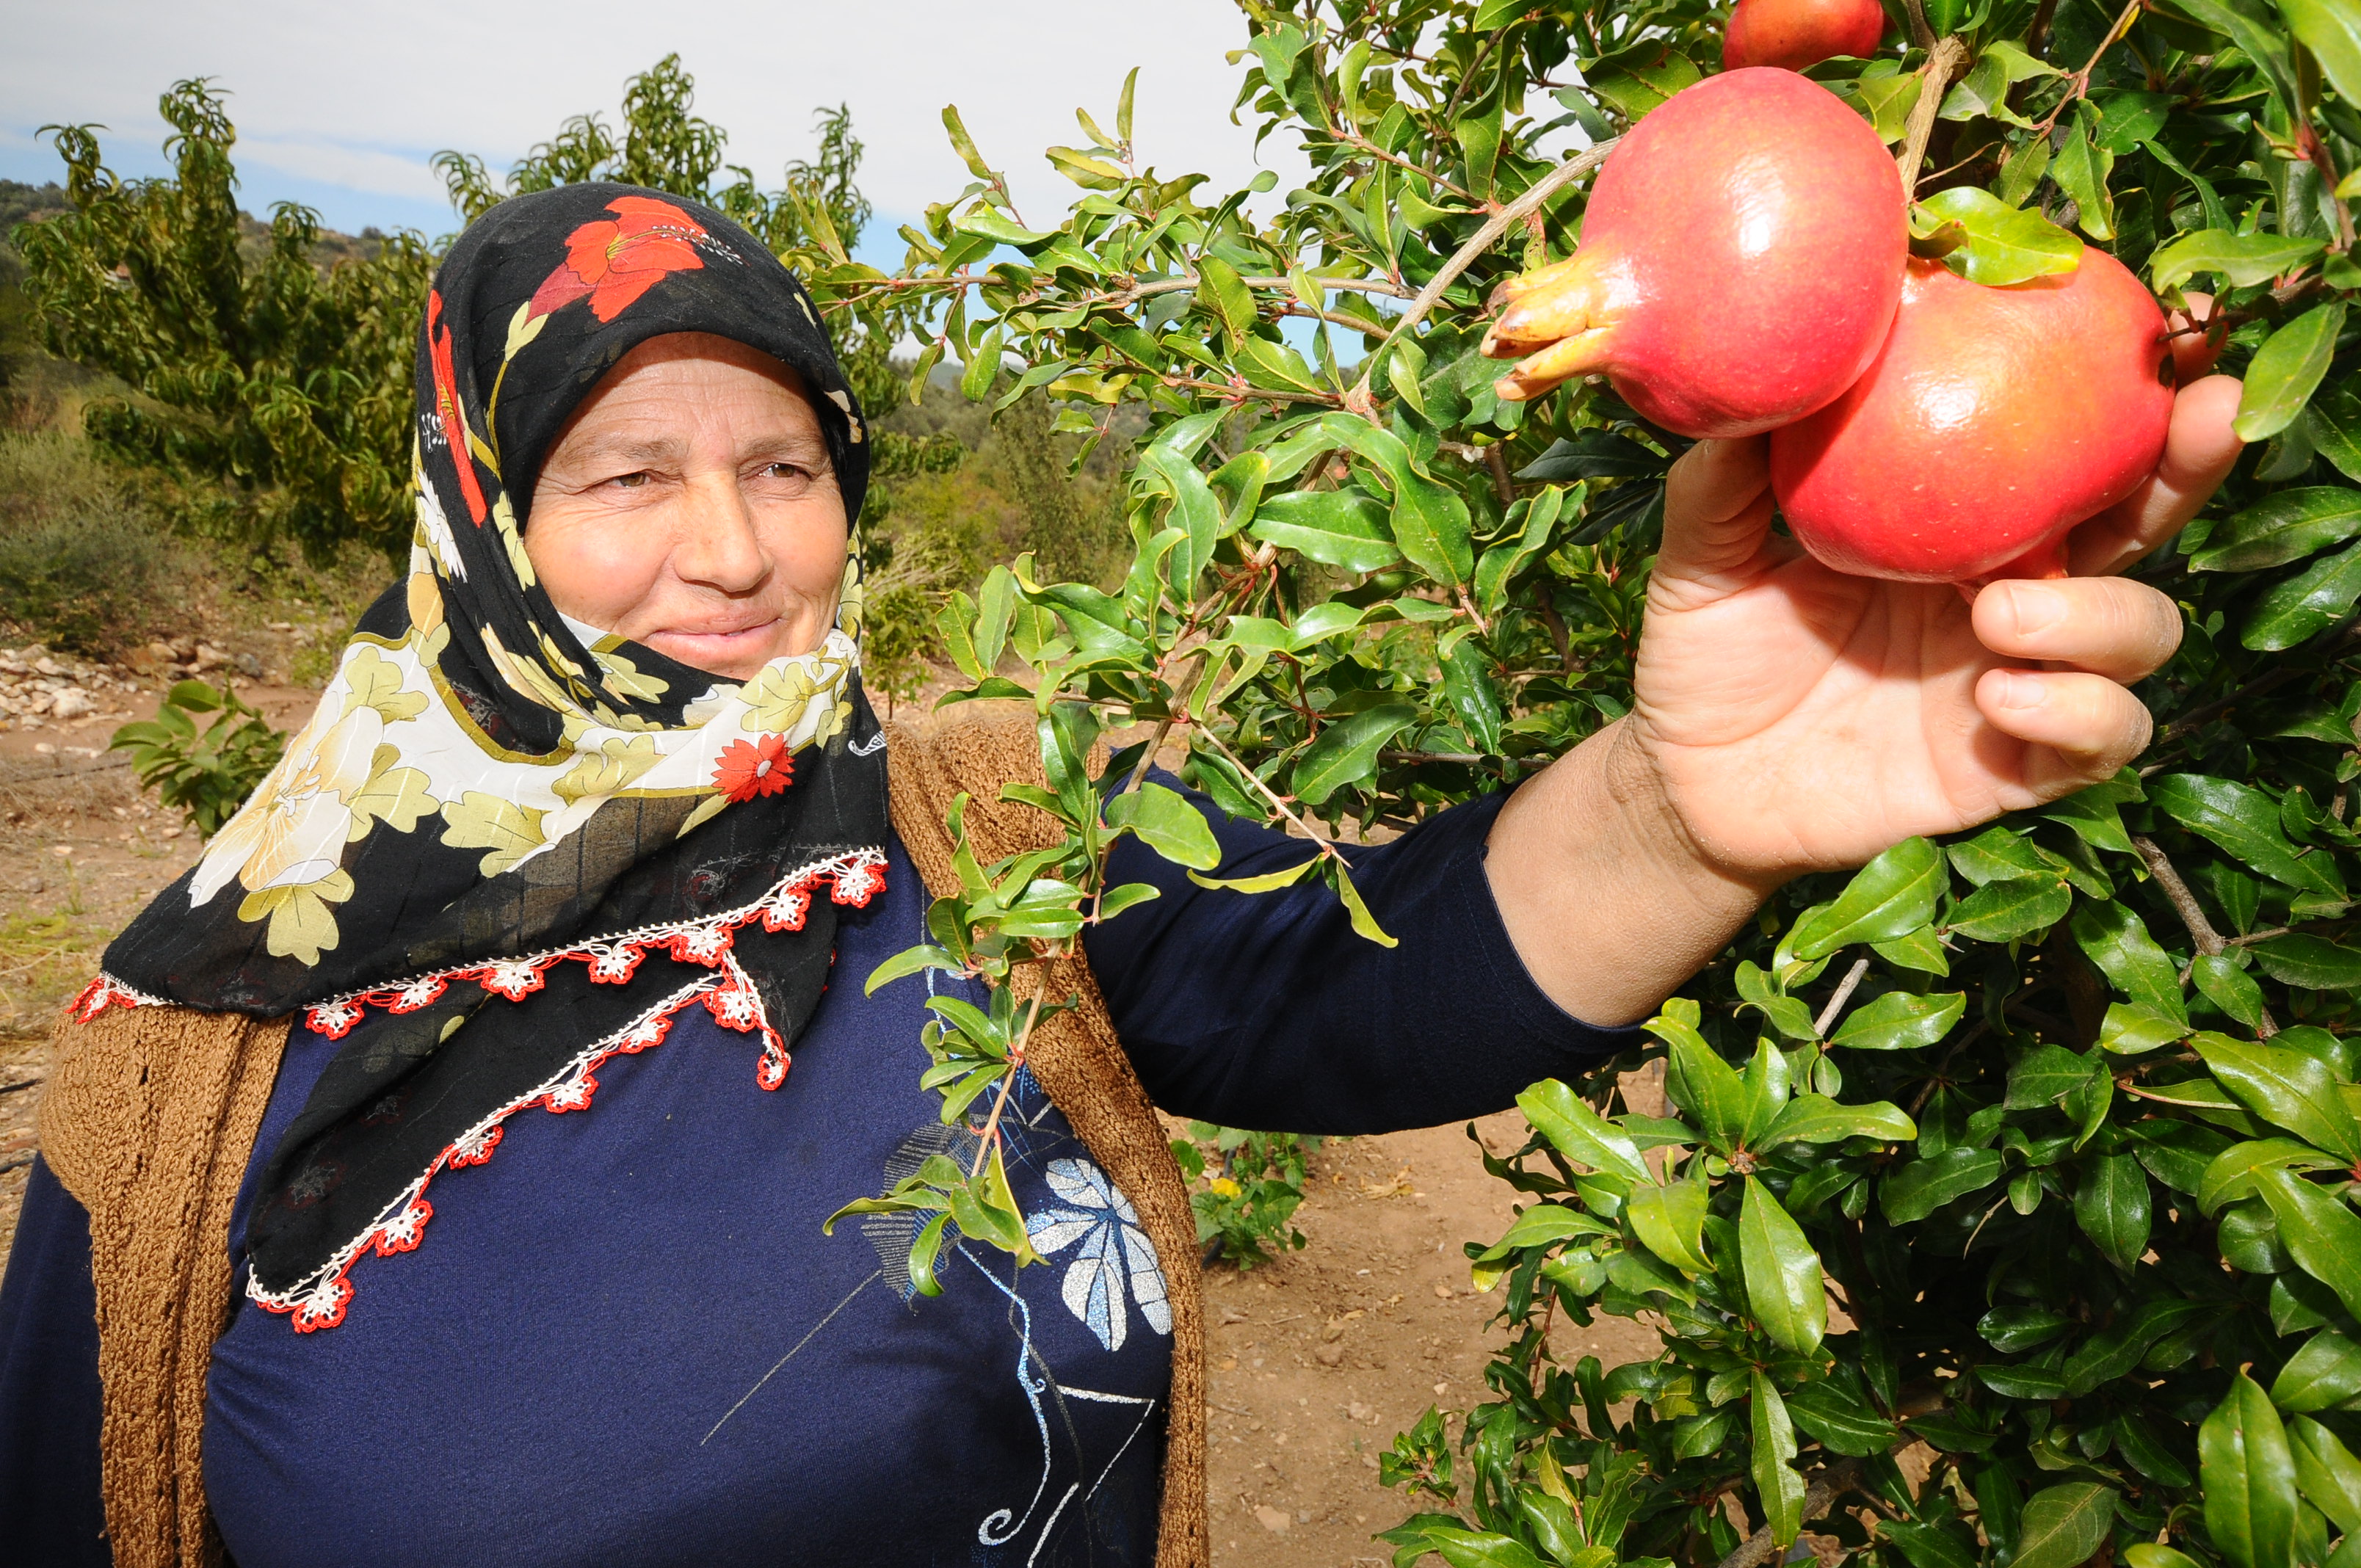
[1208, 1177, 1241, 1199]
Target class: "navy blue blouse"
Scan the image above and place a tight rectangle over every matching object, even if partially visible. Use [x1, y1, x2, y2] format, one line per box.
[0, 781, 1636, 1567]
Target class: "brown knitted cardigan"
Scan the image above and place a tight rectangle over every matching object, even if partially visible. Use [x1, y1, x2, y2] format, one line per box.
[36, 706, 1208, 1568]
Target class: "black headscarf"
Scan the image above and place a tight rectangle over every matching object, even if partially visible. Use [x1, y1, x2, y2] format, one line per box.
[84, 184, 890, 1330]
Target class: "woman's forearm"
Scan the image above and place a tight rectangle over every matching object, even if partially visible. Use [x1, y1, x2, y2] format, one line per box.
[1485, 719, 1775, 1028]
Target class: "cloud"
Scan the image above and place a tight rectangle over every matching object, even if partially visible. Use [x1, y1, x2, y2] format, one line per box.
[1, 0, 1312, 239]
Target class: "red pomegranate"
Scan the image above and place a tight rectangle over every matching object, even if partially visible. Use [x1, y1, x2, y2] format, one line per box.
[1723, 0, 1888, 71]
[1483, 69, 1907, 438]
[1769, 250, 2175, 583]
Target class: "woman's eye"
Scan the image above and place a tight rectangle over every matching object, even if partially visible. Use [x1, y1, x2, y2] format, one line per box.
[609, 471, 650, 490]
[758, 462, 806, 482]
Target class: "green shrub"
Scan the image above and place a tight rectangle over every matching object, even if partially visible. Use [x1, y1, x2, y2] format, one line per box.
[1171, 1122, 1324, 1268]
[112, 678, 285, 837]
[0, 430, 170, 653]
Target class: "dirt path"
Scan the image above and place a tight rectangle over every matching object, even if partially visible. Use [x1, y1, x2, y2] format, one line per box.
[0, 682, 1669, 1561]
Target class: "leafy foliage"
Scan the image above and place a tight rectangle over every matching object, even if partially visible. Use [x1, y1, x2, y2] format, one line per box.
[1171, 1122, 1323, 1267]
[112, 677, 286, 838]
[833, 0, 2361, 1564]
[15, 82, 434, 562]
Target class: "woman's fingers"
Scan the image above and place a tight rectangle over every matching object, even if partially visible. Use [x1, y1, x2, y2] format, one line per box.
[2069, 374, 2246, 575]
[1975, 667, 2156, 787]
[1657, 435, 1777, 587]
[1971, 575, 2184, 682]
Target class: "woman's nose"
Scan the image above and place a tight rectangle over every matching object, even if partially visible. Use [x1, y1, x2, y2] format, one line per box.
[669, 471, 770, 592]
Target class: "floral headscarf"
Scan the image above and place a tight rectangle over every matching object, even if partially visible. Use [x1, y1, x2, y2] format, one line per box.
[81, 184, 889, 1332]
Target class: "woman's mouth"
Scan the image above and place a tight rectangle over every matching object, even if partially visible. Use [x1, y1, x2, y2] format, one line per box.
[645, 617, 788, 671]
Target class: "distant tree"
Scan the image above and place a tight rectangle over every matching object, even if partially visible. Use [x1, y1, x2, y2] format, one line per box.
[17, 62, 941, 568]
[14, 82, 432, 559]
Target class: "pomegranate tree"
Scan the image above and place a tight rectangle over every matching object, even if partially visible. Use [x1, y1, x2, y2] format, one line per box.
[833, 0, 2360, 1563]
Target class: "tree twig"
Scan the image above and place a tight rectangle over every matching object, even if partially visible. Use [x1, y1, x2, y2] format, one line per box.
[1349, 139, 1620, 404]
[1816, 957, 1873, 1036]
[2133, 835, 2224, 957]
[1716, 1459, 1865, 1568]
[1896, 37, 1971, 192]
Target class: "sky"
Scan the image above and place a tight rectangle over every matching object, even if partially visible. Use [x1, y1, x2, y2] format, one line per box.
[0, 0, 1314, 265]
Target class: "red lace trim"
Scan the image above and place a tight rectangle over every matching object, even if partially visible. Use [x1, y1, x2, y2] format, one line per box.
[72, 849, 887, 1334]
[72, 849, 885, 1042]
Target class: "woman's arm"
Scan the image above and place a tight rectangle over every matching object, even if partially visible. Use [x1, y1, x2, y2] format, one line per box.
[0, 1156, 112, 1566]
[1083, 776, 1639, 1134]
[1487, 383, 2246, 1025]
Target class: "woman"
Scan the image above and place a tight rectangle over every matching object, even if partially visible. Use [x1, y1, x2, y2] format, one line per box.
[0, 183, 2238, 1567]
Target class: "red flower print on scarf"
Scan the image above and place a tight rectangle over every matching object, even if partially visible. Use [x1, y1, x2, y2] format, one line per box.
[426, 289, 489, 524]
[526, 196, 714, 325]
[712, 734, 794, 802]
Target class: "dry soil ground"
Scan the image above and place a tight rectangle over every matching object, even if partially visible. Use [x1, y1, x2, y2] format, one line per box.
[0, 678, 1672, 1567]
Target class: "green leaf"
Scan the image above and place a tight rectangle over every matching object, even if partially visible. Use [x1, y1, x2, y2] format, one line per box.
[2251, 935, 2361, 991]
[1292, 700, 1418, 806]
[2290, 1415, 2361, 1533]
[1741, 1176, 1827, 1354]
[1312, 414, 1474, 586]
[2075, 1153, 2153, 1270]
[1186, 857, 1316, 895]
[2194, 954, 2273, 1030]
[2281, 0, 2361, 107]
[1947, 875, 2074, 941]
[2150, 776, 2344, 896]
[2010, 1484, 2119, 1568]
[2242, 538, 2361, 650]
[2198, 1138, 2343, 1213]
[2238, 302, 2351, 443]
[1484, 1202, 1612, 1256]
[1831, 990, 1968, 1051]
[2009, 1043, 2103, 1108]
[2202, 1372, 2299, 1568]
[951, 208, 1056, 249]
[1517, 1079, 1653, 1186]
[2193, 1034, 2361, 1158]
[1330, 861, 1399, 949]
[1658, 1022, 1750, 1153]
[1103, 782, 1221, 871]
[1628, 1179, 1713, 1274]
[1192, 253, 1258, 343]
[1759, 1095, 1918, 1149]
[1788, 838, 1944, 960]
[1247, 490, 1402, 573]
[1882, 1520, 1981, 1568]
[2050, 108, 2117, 241]
[1751, 1373, 1806, 1548]
[2257, 1167, 2361, 1321]
[2273, 1329, 2361, 1414]
[2103, 1001, 2190, 1055]
[2150, 228, 2326, 292]
[1441, 638, 1504, 755]
[1785, 1381, 1903, 1456]
[1918, 187, 2083, 286]
[1882, 1147, 2006, 1222]
[2191, 489, 2361, 573]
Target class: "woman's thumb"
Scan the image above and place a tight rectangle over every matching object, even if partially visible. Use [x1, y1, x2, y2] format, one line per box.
[1657, 435, 1776, 585]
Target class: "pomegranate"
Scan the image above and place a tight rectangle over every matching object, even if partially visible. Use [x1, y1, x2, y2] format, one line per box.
[1482, 69, 1907, 438]
[1723, 0, 1889, 71]
[1769, 250, 2175, 583]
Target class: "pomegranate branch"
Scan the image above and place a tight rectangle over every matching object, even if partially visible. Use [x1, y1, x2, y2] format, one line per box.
[1349, 139, 1620, 406]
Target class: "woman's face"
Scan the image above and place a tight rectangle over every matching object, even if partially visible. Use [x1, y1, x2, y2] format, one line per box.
[525, 331, 847, 681]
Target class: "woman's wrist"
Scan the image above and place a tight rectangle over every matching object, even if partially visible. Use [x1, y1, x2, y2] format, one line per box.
[1486, 719, 1775, 1027]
